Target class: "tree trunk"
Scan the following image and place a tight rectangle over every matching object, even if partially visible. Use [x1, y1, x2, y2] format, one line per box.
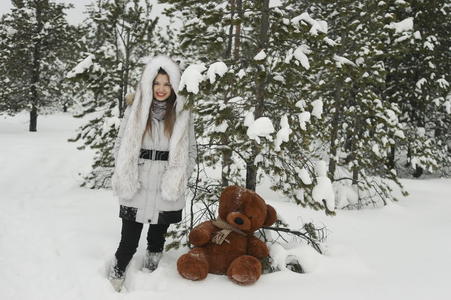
[352, 167, 361, 208]
[224, 0, 235, 58]
[221, 150, 232, 187]
[246, 155, 258, 191]
[29, 104, 37, 132]
[221, 0, 243, 187]
[328, 83, 342, 180]
[233, 0, 242, 60]
[387, 145, 395, 170]
[352, 167, 359, 185]
[29, 2, 43, 132]
[405, 144, 411, 167]
[246, 0, 269, 191]
[412, 166, 423, 178]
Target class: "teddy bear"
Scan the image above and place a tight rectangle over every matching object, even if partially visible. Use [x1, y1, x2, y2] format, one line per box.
[177, 185, 277, 285]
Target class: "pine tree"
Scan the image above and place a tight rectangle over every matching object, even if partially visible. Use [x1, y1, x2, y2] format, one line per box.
[384, 0, 451, 177]
[159, 0, 449, 251]
[0, 0, 74, 131]
[162, 0, 335, 212]
[299, 0, 422, 208]
[67, 0, 159, 188]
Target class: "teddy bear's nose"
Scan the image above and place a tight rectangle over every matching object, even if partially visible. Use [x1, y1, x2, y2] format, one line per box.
[234, 217, 244, 225]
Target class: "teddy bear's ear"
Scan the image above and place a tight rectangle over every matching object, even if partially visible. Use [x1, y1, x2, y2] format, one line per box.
[263, 204, 277, 227]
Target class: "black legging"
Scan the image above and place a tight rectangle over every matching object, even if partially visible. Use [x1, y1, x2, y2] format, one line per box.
[115, 219, 169, 273]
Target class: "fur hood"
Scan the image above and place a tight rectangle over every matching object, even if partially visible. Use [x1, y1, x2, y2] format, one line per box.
[112, 55, 191, 202]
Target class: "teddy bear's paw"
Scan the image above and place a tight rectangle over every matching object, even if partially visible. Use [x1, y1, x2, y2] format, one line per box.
[227, 255, 262, 285]
[177, 248, 209, 281]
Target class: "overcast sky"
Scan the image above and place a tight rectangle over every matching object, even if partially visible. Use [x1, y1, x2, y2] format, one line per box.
[0, 0, 93, 24]
[0, 0, 168, 25]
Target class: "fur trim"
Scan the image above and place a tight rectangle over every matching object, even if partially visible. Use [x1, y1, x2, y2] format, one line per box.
[160, 166, 187, 201]
[112, 55, 190, 201]
[160, 108, 190, 201]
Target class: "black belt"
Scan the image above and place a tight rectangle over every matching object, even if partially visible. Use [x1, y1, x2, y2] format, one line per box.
[139, 149, 169, 161]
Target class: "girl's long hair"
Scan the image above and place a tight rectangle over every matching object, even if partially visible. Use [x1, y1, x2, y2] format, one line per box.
[143, 67, 176, 139]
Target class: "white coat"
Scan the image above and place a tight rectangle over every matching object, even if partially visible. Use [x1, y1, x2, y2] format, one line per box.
[111, 55, 196, 224]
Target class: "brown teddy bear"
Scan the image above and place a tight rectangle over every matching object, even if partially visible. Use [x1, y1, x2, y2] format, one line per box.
[177, 185, 277, 285]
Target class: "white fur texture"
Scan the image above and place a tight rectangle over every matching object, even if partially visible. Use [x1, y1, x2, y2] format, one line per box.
[112, 55, 191, 202]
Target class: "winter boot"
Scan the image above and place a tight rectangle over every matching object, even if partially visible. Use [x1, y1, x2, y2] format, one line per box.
[143, 251, 163, 272]
[108, 261, 125, 292]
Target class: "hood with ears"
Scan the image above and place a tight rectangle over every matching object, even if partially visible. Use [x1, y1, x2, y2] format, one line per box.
[112, 55, 191, 201]
[137, 55, 186, 113]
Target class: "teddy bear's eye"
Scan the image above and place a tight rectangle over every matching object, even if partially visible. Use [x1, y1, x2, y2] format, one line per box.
[234, 217, 244, 225]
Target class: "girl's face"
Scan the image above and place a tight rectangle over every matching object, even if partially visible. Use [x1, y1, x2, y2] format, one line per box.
[153, 73, 172, 101]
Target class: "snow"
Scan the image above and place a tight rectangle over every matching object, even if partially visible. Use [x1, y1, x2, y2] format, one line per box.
[285, 48, 294, 64]
[323, 37, 337, 46]
[298, 111, 310, 130]
[66, 54, 95, 78]
[228, 96, 244, 104]
[102, 116, 117, 135]
[416, 127, 425, 137]
[394, 129, 405, 139]
[237, 69, 246, 79]
[334, 183, 359, 209]
[269, 243, 321, 273]
[424, 41, 434, 51]
[355, 57, 365, 66]
[246, 117, 275, 144]
[389, 17, 414, 33]
[311, 99, 323, 119]
[207, 62, 228, 84]
[311, 161, 335, 211]
[273, 75, 285, 82]
[254, 50, 267, 61]
[269, 0, 282, 9]
[214, 120, 228, 133]
[274, 115, 292, 151]
[371, 143, 381, 157]
[293, 45, 311, 70]
[416, 78, 427, 90]
[291, 12, 328, 35]
[333, 54, 356, 68]
[444, 100, 451, 114]
[6, 27, 17, 36]
[1, 113, 451, 300]
[383, 109, 399, 126]
[178, 64, 206, 94]
[437, 78, 449, 89]
[413, 31, 422, 39]
[185, 17, 201, 27]
[295, 99, 307, 110]
[298, 168, 312, 185]
[244, 109, 255, 127]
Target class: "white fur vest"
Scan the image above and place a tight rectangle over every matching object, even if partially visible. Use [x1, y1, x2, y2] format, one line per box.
[112, 55, 192, 202]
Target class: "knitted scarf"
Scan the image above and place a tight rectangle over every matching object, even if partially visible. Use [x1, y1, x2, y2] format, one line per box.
[151, 99, 167, 121]
[211, 217, 247, 245]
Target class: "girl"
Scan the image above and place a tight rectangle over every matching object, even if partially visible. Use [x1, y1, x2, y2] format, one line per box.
[108, 55, 196, 292]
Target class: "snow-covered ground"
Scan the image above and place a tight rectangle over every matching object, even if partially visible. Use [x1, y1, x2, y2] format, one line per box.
[1, 112, 450, 300]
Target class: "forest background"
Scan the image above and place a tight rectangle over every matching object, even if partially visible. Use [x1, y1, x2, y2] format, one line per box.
[0, 0, 449, 261]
